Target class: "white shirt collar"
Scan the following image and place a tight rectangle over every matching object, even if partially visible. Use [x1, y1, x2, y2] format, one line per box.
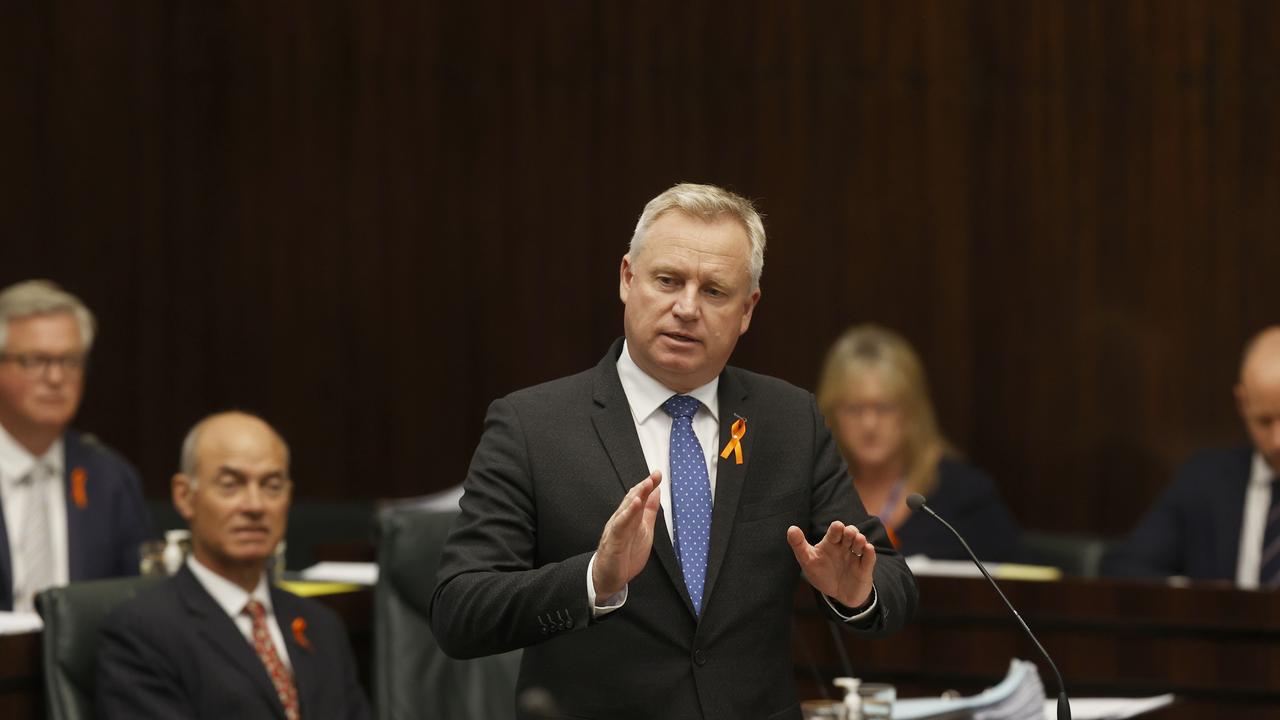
[0, 421, 63, 488]
[1250, 452, 1277, 488]
[616, 340, 719, 425]
[186, 554, 274, 618]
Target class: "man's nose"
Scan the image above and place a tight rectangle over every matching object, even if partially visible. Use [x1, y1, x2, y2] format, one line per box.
[239, 483, 266, 512]
[672, 287, 701, 319]
[43, 362, 67, 385]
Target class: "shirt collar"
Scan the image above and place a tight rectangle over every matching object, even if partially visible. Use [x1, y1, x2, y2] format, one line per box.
[186, 555, 274, 619]
[616, 340, 719, 425]
[1251, 452, 1278, 487]
[0, 421, 64, 488]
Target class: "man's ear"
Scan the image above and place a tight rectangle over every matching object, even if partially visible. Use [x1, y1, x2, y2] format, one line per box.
[619, 254, 634, 304]
[172, 473, 196, 521]
[739, 288, 762, 335]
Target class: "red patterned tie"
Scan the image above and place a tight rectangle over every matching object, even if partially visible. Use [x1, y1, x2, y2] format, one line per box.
[244, 600, 301, 720]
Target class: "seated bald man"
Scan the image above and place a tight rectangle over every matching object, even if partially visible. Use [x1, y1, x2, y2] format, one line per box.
[1106, 326, 1280, 587]
[96, 412, 370, 720]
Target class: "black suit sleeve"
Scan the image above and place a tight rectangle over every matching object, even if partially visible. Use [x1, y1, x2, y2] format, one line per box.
[96, 604, 199, 720]
[1104, 468, 1195, 578]
[429, 398, 595, 659]
[806, 397, 918, 635]
[111, 460, 156, 577]
[310, 605, 373, 720]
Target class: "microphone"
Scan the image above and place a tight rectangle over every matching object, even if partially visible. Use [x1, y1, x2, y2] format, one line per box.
[906, 493, 1071, 720]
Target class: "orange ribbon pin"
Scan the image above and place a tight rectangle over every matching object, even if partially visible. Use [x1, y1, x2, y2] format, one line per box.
[292, 617, 311, 650]
[71, 467, 88, 509]
[719, 417, 747, 465]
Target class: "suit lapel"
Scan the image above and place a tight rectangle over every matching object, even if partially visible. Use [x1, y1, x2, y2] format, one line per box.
[702, 368, 751, 612]
[176, 567, 286, 718]
[272, 587, 317, 717]
[590, 340, 691, 613]
[62, 432, 86, 581]
[1216, 448, 1254, 578]
[0, 492, 11, 610]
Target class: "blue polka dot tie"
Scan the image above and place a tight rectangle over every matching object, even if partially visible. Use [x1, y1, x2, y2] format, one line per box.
[663, 394, 712, 615]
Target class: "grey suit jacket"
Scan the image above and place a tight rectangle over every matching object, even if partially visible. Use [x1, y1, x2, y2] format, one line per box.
[431, 339, 917, 720]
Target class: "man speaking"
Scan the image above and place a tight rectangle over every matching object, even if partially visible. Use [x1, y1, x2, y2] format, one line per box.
[431, 183, 917, 719]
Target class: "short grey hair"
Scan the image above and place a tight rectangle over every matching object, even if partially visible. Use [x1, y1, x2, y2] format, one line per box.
[0, 280, 96, 352]
[179, 411, 291, 486]
[179, 421, 203, 481]
[629, 183, 767, 291]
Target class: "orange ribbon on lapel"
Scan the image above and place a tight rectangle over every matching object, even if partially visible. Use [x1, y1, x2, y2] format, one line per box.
[71, 467, 88, 509]
[719, 417, 747, 465]
[292, 617, 311, 650]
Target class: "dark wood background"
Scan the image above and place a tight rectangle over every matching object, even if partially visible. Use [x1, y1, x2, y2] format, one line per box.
[3, 1, 1277, 536]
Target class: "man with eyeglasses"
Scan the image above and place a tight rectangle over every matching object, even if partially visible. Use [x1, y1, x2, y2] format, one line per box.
[0, 279, 153, 612]
[97, 411, 370, 719]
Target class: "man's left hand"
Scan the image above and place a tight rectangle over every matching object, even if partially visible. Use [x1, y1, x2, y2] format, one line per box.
[786, 521, 876, 609]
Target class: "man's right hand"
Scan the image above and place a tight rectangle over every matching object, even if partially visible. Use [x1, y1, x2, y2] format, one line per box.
[592, 471, 663, 599]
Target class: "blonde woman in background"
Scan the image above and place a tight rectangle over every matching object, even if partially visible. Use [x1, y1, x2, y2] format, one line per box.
[817, 324, 1023, 563]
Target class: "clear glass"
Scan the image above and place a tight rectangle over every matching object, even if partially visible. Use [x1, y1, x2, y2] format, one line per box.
[139, 539, 167, 576]
[801, 699, 849, 720]
[858, 683, 896, 719]
[269, 539, 287, 582]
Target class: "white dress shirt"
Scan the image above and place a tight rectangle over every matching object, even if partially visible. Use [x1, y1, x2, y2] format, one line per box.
[1235, 453, 1277, 589]
[0, 423, 69, 612]
[616, 341, 723, 540]
[187, 555, 293, 671]
[588, 341, 875, 621]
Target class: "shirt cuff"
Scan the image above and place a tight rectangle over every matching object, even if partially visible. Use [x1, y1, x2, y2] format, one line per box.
[823, 585, 878, 623]
[587, 552, 627, 618]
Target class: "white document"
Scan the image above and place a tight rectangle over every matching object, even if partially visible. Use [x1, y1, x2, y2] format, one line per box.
[0, 611, 43, 635]
[298, 561, 379, 586]
[905, 555, 1062, 582]
[1042, 695, 1175, 719]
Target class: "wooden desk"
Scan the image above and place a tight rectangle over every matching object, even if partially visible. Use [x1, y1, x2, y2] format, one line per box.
[9, 575, 1280, 718]
[0, 631, 41, 718]
[795, 575, 1280, 719]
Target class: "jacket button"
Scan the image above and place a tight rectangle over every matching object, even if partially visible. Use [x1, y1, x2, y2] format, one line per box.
[693, 649, 706, 666]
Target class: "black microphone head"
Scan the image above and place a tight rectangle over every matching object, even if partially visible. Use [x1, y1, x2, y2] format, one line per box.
[906, 493, 927, 511]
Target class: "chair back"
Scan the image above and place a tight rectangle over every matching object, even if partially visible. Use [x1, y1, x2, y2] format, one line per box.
[374, 505, 520, 720]
[1021, 531, 1114, 578]
[35, 575, 163, 720]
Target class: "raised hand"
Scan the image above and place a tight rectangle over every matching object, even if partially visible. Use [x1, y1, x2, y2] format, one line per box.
[786, 520, 876, 609]
[592, 471, 663, 599]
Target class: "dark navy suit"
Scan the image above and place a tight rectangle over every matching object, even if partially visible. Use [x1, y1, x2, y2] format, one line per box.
[0, 429, 153, 610]
[97, 565, 371, 719]
[1104, 447, 1253, 581]
[895, 458, 1025, 564]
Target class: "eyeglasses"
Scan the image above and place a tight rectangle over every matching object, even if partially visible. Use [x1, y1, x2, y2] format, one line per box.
[0, 352, 88, 378]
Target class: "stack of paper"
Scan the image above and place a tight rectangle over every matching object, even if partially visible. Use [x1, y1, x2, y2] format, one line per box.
[894, 659, 1176, 719]
[895, 659, 1045, 720]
